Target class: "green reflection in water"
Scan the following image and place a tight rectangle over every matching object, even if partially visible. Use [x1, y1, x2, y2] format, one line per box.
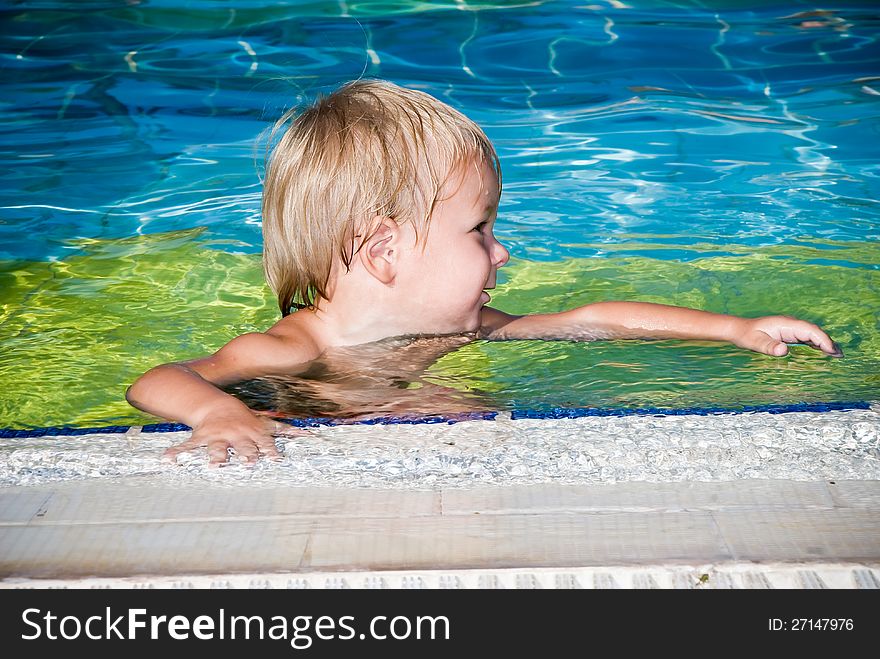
[1, 230, 877, 428]
[433, 238, 879, 410]
[1, 229, 278, 429]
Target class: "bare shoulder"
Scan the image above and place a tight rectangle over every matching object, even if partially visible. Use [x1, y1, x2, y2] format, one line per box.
[220, 331, 319, 365]
[179, 324, 321, 385]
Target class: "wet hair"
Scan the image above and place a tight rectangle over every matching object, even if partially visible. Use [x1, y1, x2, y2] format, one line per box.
[261, 79, 501, 316]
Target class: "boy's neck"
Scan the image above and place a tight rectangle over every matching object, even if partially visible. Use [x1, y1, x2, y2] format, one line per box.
[295, 283, 408, 349]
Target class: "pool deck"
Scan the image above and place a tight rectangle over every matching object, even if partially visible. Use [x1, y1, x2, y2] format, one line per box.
[2, 478, 880, 589]
[2, 406, 879, 588]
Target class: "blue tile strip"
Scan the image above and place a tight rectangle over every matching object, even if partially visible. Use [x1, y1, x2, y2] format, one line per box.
[509, 400, 872, 420]
[0, 400, 871, 438]
[0, 425, 133, 439]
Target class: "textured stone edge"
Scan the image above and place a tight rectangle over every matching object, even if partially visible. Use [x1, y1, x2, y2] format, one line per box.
[2, 563, 879, 589]
[2, 400, 874, 439]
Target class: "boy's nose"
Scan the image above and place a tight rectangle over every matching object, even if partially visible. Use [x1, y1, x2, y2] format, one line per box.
[492, 238, 510, 268]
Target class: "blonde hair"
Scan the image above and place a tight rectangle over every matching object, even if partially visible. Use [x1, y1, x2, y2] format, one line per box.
[261, 79, 501, 316]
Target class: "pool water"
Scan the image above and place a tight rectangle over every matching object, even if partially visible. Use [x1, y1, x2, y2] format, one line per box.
[1, 1, 878, 428]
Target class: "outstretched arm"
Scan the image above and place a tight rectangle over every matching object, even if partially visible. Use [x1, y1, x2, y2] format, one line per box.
[479, 302, 843, 357]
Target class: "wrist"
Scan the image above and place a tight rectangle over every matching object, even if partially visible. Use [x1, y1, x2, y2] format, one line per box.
[719, 315, 747, 343]
[189, 396, 253, 429]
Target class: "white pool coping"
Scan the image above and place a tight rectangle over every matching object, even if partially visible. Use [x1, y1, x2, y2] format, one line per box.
[3, 404, 879, 489]
[1, 405, 878, 588]
[4, 564, 879, 590]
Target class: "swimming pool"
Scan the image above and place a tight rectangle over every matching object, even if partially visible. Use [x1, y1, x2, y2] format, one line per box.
[1, 0, 878, 429]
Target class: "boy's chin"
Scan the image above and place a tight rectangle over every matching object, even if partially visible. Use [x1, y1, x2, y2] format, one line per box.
[405, 305, 482, 335]
[426, 315, 481, 336]
[461, 310, 484, 334]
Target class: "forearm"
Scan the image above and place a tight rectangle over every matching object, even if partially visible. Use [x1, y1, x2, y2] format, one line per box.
[577, 301, 740, 343]
[125, 364, 252, 427]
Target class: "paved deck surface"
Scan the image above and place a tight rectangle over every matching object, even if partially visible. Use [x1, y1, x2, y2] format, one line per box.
[2, 478, 878, 588]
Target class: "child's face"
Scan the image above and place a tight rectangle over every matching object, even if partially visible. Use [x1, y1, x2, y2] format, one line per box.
[397, 157, 509, 334]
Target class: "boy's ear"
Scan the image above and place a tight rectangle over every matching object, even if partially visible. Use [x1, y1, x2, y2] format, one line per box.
[360, 216, 400, 285]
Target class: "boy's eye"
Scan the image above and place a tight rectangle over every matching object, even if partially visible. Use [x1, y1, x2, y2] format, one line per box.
[472, 221, 487, 232]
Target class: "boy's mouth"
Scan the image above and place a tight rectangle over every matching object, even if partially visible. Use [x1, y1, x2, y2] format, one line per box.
[480, 290, 491, 304]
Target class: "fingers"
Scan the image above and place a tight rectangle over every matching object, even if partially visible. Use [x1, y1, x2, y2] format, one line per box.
[164, 435, 241, 467]
[809, 329, 844, 358]
[207, 439, 234, 467]
[791, 325, 844, 358]
[162, 436, 203, 464]
[750, 315, 843, 359]
[771, 343, 788, 357]
[255, 427, 283, 461]
[163, 431, 285, 467]
[751, 323, 844, 359]
[161, 414, 315, 467]
[750, 330, 788, 357]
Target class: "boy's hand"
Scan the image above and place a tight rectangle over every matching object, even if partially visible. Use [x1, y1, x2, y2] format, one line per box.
[729, 315, 844, 358]
[163, 408, 311, 467]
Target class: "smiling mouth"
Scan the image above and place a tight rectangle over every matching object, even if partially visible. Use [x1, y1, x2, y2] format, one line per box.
[481, 290, 491, 304]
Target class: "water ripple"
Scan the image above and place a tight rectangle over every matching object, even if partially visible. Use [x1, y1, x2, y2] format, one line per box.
[1, 2, 878, 422]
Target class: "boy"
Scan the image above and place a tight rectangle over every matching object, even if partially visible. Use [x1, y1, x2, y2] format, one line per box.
[126, 79, 843, 466]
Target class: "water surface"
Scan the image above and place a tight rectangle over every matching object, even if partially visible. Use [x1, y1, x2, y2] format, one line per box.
[1, 1, 878, 427]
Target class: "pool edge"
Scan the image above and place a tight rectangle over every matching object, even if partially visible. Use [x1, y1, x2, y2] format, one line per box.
[1, 399, 874, 438]
[3, 562, 879, 589]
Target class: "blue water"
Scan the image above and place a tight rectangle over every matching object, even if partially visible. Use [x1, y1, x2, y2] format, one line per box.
[2, 1, 878, 262]
[1, 1, 879, 427]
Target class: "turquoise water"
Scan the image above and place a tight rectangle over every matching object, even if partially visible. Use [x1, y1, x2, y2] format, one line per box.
[1, 1, 878, 427]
